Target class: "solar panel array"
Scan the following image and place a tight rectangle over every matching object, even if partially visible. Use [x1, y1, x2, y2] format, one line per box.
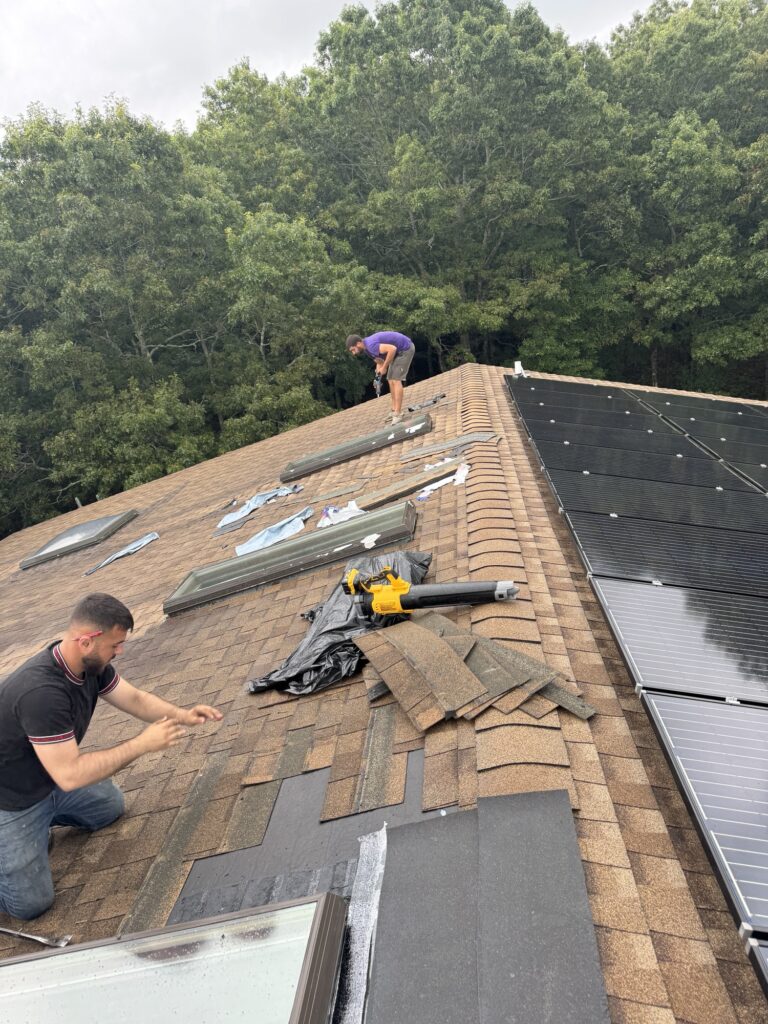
[506, 374, 768, 989]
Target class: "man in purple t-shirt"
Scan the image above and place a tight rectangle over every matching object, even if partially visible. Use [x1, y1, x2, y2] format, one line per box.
[345, 330, 415, 423]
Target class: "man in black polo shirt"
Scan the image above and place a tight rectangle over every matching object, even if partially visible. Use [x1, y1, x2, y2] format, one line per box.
[0, 593, 223, 920]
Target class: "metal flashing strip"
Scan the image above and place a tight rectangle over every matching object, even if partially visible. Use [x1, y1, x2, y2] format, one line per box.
[163, 501, 418, 615]
[279, 415, 433, 481]
[399, 430, 497, 463]
[20, 510, 139, 570]
[643, 693, 768, 935]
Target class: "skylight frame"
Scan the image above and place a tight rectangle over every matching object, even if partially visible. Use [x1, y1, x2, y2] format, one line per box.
[279, 415, 433, 482]
[19, 510, 140, 570]
[0, 893, 347, 1024]
[163, 500, 418, 615]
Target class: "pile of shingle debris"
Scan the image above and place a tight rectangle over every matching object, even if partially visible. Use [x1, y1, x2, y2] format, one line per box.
[354, 610, 596, 733]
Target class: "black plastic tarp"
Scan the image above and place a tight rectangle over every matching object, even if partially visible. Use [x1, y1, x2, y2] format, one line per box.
[247, 550, 432, 696]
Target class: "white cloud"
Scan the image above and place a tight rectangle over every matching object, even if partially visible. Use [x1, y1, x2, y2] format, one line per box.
[0, 1, 651, 131]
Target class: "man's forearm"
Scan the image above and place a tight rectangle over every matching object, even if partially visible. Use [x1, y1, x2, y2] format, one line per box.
[128, 689, 185, 724]
[58, 736, 147, 791]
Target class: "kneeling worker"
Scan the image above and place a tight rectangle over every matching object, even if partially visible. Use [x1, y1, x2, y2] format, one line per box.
[345, 330, 415, 424]
[0, 593, 223, 920]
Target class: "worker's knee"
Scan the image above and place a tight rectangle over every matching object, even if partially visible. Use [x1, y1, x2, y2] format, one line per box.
[10, 890, 55, 921]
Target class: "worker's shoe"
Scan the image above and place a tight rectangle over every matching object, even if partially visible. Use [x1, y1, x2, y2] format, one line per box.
[391, 412, 404, 424]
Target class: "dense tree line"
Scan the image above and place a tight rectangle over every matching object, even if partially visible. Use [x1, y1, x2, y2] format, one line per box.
[1, 0, 767, 538]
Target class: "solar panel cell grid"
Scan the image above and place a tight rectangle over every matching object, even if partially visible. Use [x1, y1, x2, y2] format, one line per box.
[517, 406, 673, 432]
[521, 419, 713, 457]
[549, 471, 768, 534]
[593, 579, 768, 703]
[533, 442, 754, 490]
[644, 694, 768, 933]
[568, 512, 768, 597]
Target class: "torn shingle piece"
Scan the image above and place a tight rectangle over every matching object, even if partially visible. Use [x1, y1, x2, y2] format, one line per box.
[320, 776, 358, 821]
[356, 703, 404, 813]
[422, 748, 459, 811]
[442, 634, 477, 661]
[490, 675, 556, 714]
[409, 609, 462, 636]
[519, 693, 559, 719]
[476, 724, 570, 771]
[356, 463, 467, 510]
[382, 620, 488, 714]
[539, 680, 597, 720]
[274, 726, 315, 779]
[363, 662, 390, 704]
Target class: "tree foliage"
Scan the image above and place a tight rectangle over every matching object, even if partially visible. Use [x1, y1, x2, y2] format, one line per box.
[1, 0, 767, 537]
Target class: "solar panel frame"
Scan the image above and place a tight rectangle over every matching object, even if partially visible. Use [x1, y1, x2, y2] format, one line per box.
[733, 463, 768, 491]
[643, 693, 768, 935]
[748, 940, 768, 998]
[548, 470, 768, 534]
[566, 512, 768, 597]
[592, 579, 768, 704]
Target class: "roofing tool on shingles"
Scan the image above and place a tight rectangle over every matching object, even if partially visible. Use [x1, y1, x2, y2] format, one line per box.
[373, 371, 383, 397]
[0, 925, 72, 948]
[342, 567, 518, 623]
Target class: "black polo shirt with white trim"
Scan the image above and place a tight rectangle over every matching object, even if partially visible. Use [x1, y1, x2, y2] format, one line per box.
[0, 642, 120, 810]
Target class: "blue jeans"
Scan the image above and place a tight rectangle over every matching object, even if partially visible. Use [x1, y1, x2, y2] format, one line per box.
[0, 781, 124, 920]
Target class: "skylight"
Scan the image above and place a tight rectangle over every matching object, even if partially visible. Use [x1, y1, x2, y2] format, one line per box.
[0, 895, 346, 1024]
[19, 510, 139, 570]
[163, 501, 418, 615]
[279, 415, 433, 482]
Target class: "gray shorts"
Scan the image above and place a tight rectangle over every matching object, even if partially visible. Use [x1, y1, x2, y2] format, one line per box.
[387, 343, 415, 381]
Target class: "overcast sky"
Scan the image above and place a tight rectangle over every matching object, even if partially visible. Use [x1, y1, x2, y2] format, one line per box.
[1, 1, 651, 132]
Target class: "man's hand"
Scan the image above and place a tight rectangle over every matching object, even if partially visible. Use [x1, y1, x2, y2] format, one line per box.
[176, 705, 224, 726]
[138, 717, 188, 753]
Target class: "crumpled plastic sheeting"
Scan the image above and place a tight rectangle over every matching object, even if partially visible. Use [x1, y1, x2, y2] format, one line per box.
[247, 549, 432, 696]
[217, 484, 303, 529]
[317, 500, 365, 529]
[416, 462, 470, 501]
[235, 506, 313, 557]
[83, 532, 159, 576]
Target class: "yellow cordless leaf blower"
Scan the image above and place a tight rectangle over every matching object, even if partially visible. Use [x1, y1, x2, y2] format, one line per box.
[342, 567, 519, 621]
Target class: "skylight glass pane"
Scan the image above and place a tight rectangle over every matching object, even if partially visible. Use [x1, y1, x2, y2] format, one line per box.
[20, 511, 139, 570]
[0, 902, 316, 1024]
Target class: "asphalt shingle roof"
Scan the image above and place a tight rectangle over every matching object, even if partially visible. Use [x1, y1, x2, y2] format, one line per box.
[1, 363, 767, 1022]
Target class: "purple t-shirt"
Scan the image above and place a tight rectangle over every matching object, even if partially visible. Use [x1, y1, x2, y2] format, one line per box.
[363, 331, 413, 359]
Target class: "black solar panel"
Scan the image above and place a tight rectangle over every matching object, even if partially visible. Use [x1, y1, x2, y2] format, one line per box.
[734, 463, 768, 490]
[522, 419, 713, 457]
[506, 376, 619, 399]
[644, 693, 768, 933]
[593, 579, 768, 703]
[640, 399, 768, 429]
[700, 437, 768, 468]
[568, 512, 768, 597]
[687, 422, 768, 446]
[632, 389, 766, 417]
[549, 471, 768, 533]
[514, 392, 640, 415]
[533, 441, 754, 490]
[518, 406, 673, 433]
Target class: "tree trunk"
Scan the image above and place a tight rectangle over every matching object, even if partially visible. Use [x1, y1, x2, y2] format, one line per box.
[650, 344, 659, 388]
